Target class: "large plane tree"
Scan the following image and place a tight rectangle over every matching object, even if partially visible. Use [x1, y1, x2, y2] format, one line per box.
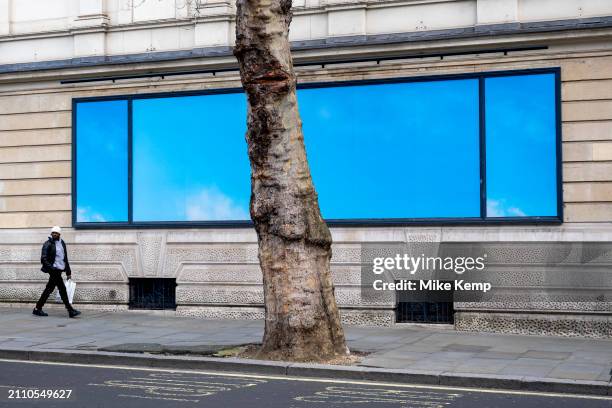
[233, 0, 348, 361]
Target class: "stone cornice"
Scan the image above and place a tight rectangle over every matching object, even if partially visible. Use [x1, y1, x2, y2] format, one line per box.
[0, 16, 611, 78]
[0, 0, 533, 42]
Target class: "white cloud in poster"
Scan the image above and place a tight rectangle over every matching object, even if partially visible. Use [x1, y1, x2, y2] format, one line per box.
[185, 187, 249, 221]
[487, 199, 526, 217]
[77, 207, 107, 222]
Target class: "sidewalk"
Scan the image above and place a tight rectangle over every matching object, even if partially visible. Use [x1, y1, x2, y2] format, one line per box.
[0, 307, 610, 395]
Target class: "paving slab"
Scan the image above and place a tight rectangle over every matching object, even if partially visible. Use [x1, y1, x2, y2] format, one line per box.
[549, 363, 611, 381]
[477, 351, 522, 360]
[499, 364, 556, 377]
[524, 350, 573, 360]
[404, 360, 463, 372]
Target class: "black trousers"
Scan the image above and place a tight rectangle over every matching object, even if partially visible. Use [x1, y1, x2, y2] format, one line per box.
[36, 270, 72, 310]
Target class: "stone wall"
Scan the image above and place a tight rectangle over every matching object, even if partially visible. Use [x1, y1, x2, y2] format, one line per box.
[0, 15, 612, 336]
[1, 44, 612, 226]
[0, 227, 396, 326]
[0, 226, 610, 336]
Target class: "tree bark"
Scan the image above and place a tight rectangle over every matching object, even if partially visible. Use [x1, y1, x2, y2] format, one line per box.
[234, 0, 348, 361]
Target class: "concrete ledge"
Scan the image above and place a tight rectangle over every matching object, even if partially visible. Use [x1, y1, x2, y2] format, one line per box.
[521, 376, 611, 396]
[439, 372, 523, 390]
[287, 362, 368, 380]
[0, 347, 610, 396]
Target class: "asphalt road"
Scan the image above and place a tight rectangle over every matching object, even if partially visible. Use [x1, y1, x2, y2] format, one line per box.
[0, 360, 610, 408]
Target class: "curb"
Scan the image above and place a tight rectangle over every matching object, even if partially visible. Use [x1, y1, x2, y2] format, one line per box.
[0, 348, 610, 396]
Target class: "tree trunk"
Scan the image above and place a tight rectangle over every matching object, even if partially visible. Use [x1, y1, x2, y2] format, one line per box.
[233, 0, 348, 361]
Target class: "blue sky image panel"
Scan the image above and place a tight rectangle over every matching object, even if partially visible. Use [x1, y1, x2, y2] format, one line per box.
[298, 79, 481, 219]
[485, 73, 558, 217]
[132, 93, 250, 222]
[76, 100, 129, 222]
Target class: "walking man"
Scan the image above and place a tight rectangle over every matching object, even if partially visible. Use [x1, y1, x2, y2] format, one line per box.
[33, 226, 81, 318]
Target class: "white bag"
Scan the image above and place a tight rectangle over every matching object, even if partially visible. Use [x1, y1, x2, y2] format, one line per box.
[55, 279, 76, 304]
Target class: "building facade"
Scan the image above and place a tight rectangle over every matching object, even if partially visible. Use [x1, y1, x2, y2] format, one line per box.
[1, 0, 611, 337]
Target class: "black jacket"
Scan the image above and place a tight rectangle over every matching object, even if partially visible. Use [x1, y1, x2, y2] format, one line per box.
[40, 237, 71, 276]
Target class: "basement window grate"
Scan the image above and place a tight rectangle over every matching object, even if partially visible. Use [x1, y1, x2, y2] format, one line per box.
[129, 278, 177, 310]
[396, 301, 454, 324]
[395, 280, 454, 324]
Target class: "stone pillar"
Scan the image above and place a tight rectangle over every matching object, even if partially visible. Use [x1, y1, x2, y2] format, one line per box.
[194, 0, 233, 47]
[0, 0, 9, 36]
[326, 0, 367, 39]
[72, 0, 108, 57]
[132, 0, 176, 22]
[477, 0, 518, 25]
